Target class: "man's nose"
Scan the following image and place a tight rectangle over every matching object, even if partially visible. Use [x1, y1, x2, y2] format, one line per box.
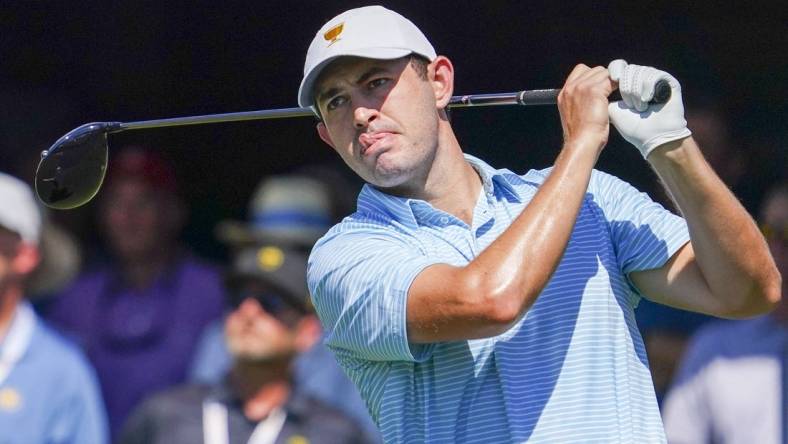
[353, 105, 379, 129]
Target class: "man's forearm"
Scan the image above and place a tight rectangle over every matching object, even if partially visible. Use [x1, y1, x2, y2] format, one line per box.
[407, 140, 600, 343]
[408, 64, 617, 342]
[464, 141, 600, 324]
[648, 136, 781, 315]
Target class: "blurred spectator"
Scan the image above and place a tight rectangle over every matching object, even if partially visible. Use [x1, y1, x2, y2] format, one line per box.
[214, 174, 337, 251]
[189, 173, 381, 441]
[44, 147, 227, 438]
[0, 172, 108, 443]
[662, 181, 787, 444]
[119, 243, 370, 444]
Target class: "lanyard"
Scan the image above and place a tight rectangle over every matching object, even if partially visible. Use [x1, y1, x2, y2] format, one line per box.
[203, 400, 287, 444]
[0, 303, 35, 387]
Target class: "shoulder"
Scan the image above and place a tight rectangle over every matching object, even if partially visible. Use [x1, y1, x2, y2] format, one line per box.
[311, 215, 416, 259]
[686, 318, 766, 357]
[31, 320, 94, 375]
[171, 255, 227, 312]
[134, 384, 210, 420]
[121, 383, 210, 442]
[673, 317, 771, 382]
[57, 265, 111, 297]
[176, 254, 223, 280]
[26, 319, 103, 399]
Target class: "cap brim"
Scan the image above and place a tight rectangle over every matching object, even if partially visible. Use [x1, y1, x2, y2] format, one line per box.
[298, 47, 412, 109]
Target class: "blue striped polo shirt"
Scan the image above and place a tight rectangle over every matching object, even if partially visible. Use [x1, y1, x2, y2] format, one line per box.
[308, 154, 689, 443]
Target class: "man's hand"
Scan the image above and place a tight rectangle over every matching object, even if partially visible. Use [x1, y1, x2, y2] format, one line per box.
[558, 64, 616, 155]
[607, 59, 692, 158]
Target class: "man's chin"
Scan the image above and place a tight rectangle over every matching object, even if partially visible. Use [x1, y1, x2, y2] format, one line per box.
[371, 163, 411, 189]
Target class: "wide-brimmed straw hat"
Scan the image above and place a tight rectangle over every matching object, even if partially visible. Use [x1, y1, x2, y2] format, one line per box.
[215, 175, 334, 249]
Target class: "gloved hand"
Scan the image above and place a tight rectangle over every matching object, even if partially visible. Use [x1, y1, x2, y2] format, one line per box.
[607, 59, 692, 158]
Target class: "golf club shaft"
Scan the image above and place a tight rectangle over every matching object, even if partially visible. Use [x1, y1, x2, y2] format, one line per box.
[113, 79, 670, 133]
[114, 89, 561, 133]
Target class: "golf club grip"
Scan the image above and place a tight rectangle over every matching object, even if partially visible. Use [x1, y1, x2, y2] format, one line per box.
[517, 79, 672, 106]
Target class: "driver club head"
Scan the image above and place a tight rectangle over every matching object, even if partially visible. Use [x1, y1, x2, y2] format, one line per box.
[35, 122, 117, 209]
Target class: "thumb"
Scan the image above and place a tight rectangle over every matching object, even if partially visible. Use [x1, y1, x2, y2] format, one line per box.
[607, 100, 628, 129]
[608, 59, 628, 82]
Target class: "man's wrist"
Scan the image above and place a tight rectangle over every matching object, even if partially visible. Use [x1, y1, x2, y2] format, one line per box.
[558, 137, 603, 171]
[562, 134, 606, 156]
[645, 136, 694, 164]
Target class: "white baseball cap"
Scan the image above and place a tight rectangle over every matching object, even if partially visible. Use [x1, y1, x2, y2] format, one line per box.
[0, 173, 42, 245]
[298, 5, 437, 110]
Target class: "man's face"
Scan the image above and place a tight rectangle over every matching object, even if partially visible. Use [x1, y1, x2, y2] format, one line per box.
[99, 178, 180, 261]
[0, 230, 20, 289]
[0, 228, 38, 292]
[224, 281, 305, 362]
[314, 56, 443, 191]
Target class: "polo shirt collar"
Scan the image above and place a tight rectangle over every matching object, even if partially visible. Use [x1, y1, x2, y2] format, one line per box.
[356, 154, 523, 228]
[463, 154, 522, 203]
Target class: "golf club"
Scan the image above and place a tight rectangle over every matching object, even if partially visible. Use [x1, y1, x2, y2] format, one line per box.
[35, 81, 670, 210]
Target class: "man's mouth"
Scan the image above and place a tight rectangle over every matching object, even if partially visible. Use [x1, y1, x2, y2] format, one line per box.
[358, 132, 394, 157]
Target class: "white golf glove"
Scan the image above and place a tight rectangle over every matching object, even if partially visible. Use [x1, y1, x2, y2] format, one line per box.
[607, 59, 692, 158]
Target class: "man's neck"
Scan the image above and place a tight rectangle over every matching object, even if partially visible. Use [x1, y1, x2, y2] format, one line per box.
[118, 248, 177, 289]
[230, 359, 292, 422]
[387, 123, 483, 225]
[0, 287, 22, 342]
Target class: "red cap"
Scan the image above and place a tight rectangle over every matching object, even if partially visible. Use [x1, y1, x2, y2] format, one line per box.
[106, 146, 177, 194]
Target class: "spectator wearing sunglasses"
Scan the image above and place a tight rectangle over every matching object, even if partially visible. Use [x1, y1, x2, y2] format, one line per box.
[188, 173, 381, 442]
[118, 243, 370, 444]
[662, 181, 788, 444]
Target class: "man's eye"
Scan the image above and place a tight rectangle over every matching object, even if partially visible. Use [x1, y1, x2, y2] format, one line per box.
[368, 78, 389, 89]
[326, 96, 347, 111]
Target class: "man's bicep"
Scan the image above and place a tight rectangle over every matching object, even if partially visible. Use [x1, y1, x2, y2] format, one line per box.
[406, 263, 466, 343]
[630, 242, 728, 316]
[407, 262, 511, 343]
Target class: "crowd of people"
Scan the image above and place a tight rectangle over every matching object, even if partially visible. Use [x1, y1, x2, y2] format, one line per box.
[1, 146, 382, 443]
[0, 5, 785, 444]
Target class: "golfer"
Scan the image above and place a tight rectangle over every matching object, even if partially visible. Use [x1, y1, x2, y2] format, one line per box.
[301, 6, 781, 443]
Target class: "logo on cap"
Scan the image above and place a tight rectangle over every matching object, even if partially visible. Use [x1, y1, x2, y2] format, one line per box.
[323, 22, 344, 47]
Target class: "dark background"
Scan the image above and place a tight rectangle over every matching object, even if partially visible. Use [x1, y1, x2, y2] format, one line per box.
[2, 0, 786, 260]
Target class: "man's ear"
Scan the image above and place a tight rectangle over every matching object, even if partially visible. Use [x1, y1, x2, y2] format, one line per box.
[316, 122, 335, 149]
[293, 315, 322, 352]
[12, 243, 40, 276]
[429, 56, 455, 110]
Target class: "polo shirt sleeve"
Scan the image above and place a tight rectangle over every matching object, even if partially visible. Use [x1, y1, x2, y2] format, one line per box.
[308, 228, 438, 363]
[589, 170, 690, 276]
